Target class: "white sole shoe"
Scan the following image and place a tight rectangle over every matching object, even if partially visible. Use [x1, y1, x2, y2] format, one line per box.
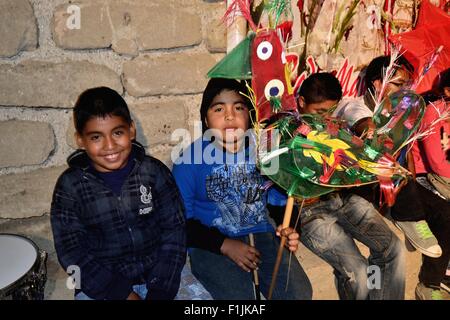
[441, 282, 450, 294]
[394, 222, 442, 258]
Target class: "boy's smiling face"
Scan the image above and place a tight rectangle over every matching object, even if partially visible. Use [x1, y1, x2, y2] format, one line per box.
[205, 89, 250, 152]
[76, 115, 136, 173]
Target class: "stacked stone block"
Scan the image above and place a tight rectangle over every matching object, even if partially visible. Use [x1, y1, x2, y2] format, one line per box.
[0, 0, 226, 219]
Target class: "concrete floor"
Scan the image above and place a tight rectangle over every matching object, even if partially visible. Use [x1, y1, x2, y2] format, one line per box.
[0, 214, 422, 300]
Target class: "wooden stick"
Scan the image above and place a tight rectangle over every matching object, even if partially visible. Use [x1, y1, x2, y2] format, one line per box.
[268, 196, 295, 300]
[248, 233, 261, 300]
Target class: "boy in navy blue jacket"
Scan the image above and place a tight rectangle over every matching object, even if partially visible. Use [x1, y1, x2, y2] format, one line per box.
[51, 87, 186, 300]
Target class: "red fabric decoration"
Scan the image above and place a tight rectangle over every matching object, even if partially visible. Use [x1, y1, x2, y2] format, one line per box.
[276, 21, 294, 42]
[377, 153, 402, 207]
[295, 123, 312, 136]
[297, 0, 304, 13]
[389, 0, 450, 93]
[251, 30, 297, 121]
[319, 149, 354, 184]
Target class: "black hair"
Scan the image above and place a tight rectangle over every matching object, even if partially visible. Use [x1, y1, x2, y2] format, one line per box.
[365, 55, 414, 94]
[298, 72, 342, 104]
[73, 87, 132, 134]
[424, 68, 450, 103]
[200, 78, 252, 133]
[437, 68, 450, 94]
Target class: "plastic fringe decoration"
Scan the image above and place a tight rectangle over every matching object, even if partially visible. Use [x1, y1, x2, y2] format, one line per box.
[222, 0, 257, 31]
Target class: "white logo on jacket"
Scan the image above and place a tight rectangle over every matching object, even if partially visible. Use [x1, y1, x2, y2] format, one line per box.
[139, 185, 153, 215]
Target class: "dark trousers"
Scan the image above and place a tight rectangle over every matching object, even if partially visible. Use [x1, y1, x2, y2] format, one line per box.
[391, 180, 450, 286]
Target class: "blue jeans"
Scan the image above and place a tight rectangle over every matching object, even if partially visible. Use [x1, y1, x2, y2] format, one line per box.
[75, 263, 212, 300]
[300, 193, 405, 300]
[189, 232, 313, 300]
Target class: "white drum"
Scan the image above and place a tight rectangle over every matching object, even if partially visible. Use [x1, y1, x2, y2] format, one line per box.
[0, 234, 47, 300]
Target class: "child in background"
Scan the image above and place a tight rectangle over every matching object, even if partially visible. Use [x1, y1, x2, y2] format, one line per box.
[410, 68, 450, 299]
[294, 73, 405, 300]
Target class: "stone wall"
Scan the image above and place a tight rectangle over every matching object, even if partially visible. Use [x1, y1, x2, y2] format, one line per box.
[0, 0, 227, 219]
[0, 0, 419, 220]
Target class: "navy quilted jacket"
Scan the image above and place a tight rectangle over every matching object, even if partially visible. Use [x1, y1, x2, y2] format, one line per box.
[51, 142, 186, 300]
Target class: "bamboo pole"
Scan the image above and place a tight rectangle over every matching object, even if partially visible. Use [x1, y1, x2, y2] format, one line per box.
[267, 195, 295, 300]
[248, 233, 261, 300]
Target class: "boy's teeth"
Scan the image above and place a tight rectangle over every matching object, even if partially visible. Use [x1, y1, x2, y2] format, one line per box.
[105, 153, 118, 160]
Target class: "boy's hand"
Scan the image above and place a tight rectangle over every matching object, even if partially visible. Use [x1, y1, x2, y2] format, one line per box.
[353, 118, 375, 139]
[220, 238, 260, 272]
[276, 225, 300, 252]
[127, 291, 141, 300]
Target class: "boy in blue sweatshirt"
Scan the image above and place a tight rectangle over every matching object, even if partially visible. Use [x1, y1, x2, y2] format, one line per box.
[51, 87, 186, 300]
[172, 78, 312, 300]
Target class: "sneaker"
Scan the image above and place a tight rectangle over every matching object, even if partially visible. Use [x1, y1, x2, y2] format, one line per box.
[441, 276, 450, 293]
[394, 220, 442, 258]
[415, 282, 450, 300]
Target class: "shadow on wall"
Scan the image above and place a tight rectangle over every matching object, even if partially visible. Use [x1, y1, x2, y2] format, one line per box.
[130, 111, 149, 147]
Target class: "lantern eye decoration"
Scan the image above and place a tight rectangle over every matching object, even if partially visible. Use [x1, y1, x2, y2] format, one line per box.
[257, 41, 273, 60]
[264, 79, 285, 100]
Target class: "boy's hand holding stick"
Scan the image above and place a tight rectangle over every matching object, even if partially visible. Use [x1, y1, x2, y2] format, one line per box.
[248, 233, 261, 300]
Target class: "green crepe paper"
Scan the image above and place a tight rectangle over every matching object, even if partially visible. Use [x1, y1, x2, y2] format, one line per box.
[265, 0, 292, 27]
[258, 110, 415, 198]
[259, 149, 335, 199]
[289, 134, 380, 187]
[207, 33, 255, 80]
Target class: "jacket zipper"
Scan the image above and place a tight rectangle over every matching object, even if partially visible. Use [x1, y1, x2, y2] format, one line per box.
[116, 195, 136, 254]
[83, 160, 140, 255]
[118, 158, 140, 255]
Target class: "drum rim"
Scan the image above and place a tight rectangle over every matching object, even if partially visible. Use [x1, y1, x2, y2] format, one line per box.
[0, 233, 41, 296]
